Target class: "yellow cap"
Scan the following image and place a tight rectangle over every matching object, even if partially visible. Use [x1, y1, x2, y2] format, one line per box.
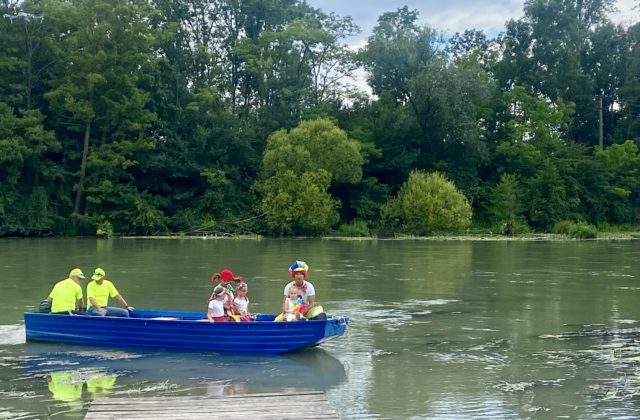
[91, 268, 106, 280]
[69, 268, 85, 279]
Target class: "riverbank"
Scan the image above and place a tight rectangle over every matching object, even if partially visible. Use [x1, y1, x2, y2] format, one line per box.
[117, 232, 640, 241]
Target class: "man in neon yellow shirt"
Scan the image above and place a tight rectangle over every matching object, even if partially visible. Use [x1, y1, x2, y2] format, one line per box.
[86, 268, 133, 317]
[47, 268, 85, 314]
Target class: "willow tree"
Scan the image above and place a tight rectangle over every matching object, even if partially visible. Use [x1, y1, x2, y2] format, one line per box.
[256, 118, 363, 235]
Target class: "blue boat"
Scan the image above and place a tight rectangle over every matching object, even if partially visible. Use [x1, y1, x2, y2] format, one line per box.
[24, 309, 349, 355]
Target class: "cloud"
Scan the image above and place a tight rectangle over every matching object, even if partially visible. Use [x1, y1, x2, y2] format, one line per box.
[610, 0, 639, 27]
[423, 0, 523, 35]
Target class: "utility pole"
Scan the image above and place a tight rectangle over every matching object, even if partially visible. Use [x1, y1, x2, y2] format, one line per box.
[598, 95, 604, 150]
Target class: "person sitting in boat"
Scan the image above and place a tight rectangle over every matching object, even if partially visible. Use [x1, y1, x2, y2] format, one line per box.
[208, 285, 232, 322]
[210, 268, 243, 299]
[284, 260, 315, 308]
[46, 268, 86, 315]
[281, 285, 306, 321]
[275, 260, 323, 321]
[86, 268, 134, 317]
[282, 260, 327, 321]
[233, 282, 253, 321]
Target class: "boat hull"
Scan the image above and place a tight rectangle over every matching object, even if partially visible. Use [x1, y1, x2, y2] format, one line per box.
[24, 309, 348, 355]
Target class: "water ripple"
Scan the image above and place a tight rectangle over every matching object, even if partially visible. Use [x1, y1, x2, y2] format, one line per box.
[0, 325, 25, 346]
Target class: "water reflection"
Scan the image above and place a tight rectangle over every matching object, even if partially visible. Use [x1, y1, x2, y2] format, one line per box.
[206, 381, 248, 397]
[23, 342, 346, 391]
[0, 343, 347, 418]
[537, 324, 640, 405]
[47, 370, 117, 405]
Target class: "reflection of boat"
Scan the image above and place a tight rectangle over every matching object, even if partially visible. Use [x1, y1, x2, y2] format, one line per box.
[24, 309, 349, 354]
[24, 343, 347, 391]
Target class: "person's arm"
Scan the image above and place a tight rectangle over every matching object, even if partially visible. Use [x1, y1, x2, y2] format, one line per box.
[115, 294, 133, 310]
[207, 306, 214, 322]
[76, 286, 85, 312]
[223, 293, 234, 310]
[232, 298, 240, 314]
[307, 295, 316, 306]
[282, 297, 288, 314]
[89, 297, 107, 315]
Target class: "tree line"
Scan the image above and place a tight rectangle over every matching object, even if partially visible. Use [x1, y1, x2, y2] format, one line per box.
[1, 0, 639, 237]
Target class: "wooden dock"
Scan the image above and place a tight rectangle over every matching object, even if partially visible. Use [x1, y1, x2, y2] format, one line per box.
[84, 391, 340, 419]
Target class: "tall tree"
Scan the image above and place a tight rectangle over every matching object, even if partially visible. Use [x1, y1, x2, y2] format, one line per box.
[616, 22, 640, 143]
[360, 6, 437, 105]
[407, 58, 496, 190]
[496, 0, 616, 144]
[0, 102, 61, 234]
[44, 0, 157, 221]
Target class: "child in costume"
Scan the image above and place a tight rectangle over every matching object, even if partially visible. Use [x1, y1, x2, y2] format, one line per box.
[281, 286, 307, 321]
[233, 283, 254, 321]
[207, 286, 231, 322]
[210, 268, 243, 301]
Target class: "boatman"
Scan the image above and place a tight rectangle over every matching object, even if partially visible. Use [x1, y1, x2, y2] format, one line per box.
[47, 268, 86, 314]
[86, 268, 134, 317]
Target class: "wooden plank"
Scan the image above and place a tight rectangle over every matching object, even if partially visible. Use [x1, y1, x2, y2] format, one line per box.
[91, 391, 324, 403]
[90, 398, 329, 406]
[86, 416, 338, 419]
[89, 398, 329, 409]
[88, 405, 334, 412]
[86, 414, 337, 419]
[90, 393, 326, 404]
[89, 399, 331, 407]
[86, 408, 338, 416]
[85, 392, 340, 420]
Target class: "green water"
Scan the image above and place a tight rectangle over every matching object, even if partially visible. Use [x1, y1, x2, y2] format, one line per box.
[1, 238, 640, 418]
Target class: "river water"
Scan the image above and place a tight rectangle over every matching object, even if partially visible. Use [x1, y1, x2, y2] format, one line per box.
[1, 238, 639, 418]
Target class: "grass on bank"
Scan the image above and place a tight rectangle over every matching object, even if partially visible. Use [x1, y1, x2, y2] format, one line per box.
[111, 219, 640, 240]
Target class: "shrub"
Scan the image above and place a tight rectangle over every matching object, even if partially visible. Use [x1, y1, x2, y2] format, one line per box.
[596, 222, 638, 233]
[552, 220, 597, 239]
[382, 171, 472, 235]
[96, 220, 114, 238]
[336, 220, 370, 237]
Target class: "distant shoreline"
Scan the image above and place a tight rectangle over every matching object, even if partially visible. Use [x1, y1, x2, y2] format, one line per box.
[3, 232, 639, 240]
[114, 232, 640, 241]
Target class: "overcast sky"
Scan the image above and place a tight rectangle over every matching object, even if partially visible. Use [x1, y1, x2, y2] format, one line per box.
[306, 0, 639, 47]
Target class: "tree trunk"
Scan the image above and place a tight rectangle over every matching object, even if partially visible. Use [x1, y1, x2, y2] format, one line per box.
[73, 121, 91, 215]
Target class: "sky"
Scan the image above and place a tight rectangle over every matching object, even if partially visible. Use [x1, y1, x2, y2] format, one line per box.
[306, 0, 639, 48]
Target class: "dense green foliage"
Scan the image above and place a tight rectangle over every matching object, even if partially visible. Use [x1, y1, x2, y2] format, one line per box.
[552, 220, 599, 239]
[381, 171, 472, 235]
[2, 0, 640, 236]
